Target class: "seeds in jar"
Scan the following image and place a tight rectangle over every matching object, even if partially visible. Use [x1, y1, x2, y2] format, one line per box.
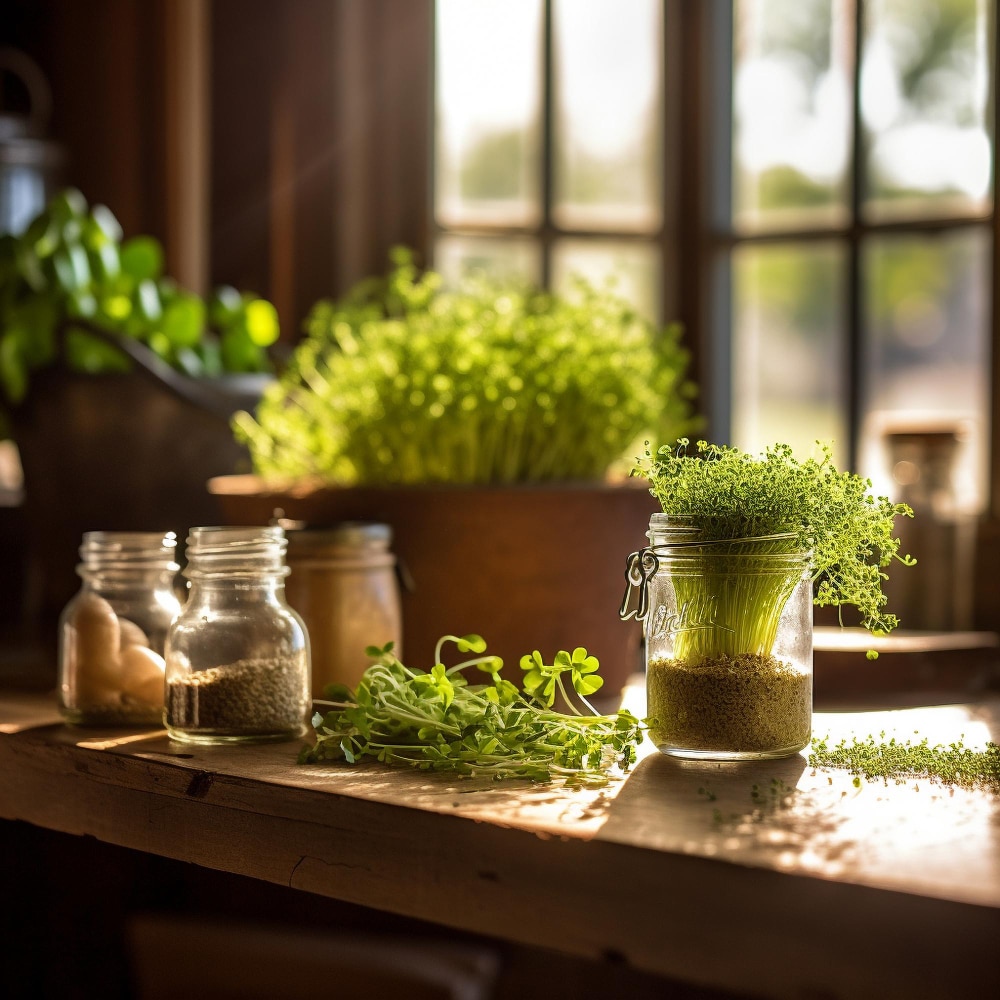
[166, 652, 309, 736]
[647, 653, 811, 754]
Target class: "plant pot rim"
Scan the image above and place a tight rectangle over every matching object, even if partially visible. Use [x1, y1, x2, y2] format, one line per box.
[207, 473, 652, 499]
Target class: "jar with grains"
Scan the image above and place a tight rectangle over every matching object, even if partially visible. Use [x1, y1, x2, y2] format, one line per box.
[59, 531, 181, 726]
[164, 525, 311, 744]
[622, 514, 813, 760]
[283, 521, 402, 696]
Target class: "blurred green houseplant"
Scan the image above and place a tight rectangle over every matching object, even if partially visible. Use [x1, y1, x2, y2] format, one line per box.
[0, 187, 279, 435]
[0, 188, 284, 633]
[235, 249, 697, 485]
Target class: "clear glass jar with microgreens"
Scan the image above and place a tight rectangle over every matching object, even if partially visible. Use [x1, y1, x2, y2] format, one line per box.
[164, 525, 311, 744]
[59, 531, 181, 726]
[623, 514, 813, 760]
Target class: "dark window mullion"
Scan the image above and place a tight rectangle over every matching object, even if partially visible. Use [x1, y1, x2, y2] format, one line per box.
[847, 0, 866, 469]
[670, 0, 730, 439]
[539, 0, 556, 287]
[990, 0, 1000, 516]
[705, 0, 734, 443]
[427, 2, 439, 263]
[710, 214, 994, 249]
[661, 0, 680, 325]
[434, 224, 664, 242]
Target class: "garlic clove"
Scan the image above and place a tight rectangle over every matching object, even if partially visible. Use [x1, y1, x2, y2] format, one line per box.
[119, 644, 167, 707]
[68, 591, 123, 703]
[118, 617, 150, 650]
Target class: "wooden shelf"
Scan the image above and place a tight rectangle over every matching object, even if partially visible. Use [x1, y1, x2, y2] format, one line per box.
[813, 628, 1000, 707]
[2, 691, 999, 999]
[814, 626, 999, 654]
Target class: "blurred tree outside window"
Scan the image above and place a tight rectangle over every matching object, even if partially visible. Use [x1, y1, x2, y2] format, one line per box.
[732, 0, 992, 513]
[433, 0, 663, 321]
[433, 0, 995, 513]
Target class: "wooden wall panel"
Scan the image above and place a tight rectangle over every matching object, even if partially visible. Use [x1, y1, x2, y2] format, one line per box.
[1, 0, 165, 241]
[209, 0, 277, 308]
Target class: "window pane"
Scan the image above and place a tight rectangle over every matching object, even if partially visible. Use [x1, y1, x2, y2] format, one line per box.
[434, 235, 541, 286]
[731, 243, 847, 464]
[733, 0, 853, 232]
[861, 0, 992, 221]
[551, 0, 662, 232]
[435, 0, 543, 228]
[860, 228, 989, 512]
[551, 240, 660, 322]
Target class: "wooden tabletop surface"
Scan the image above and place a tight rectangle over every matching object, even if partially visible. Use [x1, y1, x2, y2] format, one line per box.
[2, 686, 998, 999]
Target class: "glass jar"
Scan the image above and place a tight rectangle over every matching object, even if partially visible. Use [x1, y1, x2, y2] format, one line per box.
[283, 522, 402, 696]
[623, 514, 813, 760]
[59, 531, 181, 726]
[164, 525, 311, 744]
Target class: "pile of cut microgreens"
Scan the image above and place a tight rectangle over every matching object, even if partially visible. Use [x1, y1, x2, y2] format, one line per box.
[235, 248, 696, 485]
[635, 439, 915, 659]
[298, 634, 645, 785]
[810, 733, 1000, 794]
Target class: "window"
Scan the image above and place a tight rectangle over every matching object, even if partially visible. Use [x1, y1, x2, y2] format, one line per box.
[433, 0, 665, 319]
[727, 0, 993, 510]
[432, 0, 997, 514]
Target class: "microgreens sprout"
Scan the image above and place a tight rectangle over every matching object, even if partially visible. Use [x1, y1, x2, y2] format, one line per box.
[636, 439, 916, 646]
[235, 248, 697, 485]
[298, 635, 645, 785]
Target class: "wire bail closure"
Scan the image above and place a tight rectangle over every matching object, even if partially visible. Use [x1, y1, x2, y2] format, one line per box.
[619, 547, 660, 622]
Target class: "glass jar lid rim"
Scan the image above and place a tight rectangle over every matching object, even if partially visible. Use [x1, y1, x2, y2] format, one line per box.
[81, 530, 177, 547]
[187, 524, 284, 544]
[284, 520, 392, 548]
[648, 514, 802, 543]
[184, 525, 289, 577]
[78, 530, 179, 567]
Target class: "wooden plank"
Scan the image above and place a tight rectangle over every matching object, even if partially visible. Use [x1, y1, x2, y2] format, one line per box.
[1, 695, 999, 998]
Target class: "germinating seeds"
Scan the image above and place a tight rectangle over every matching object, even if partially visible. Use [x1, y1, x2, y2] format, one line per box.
[647, 653, 811, 754]
[166, 652, 308, 736]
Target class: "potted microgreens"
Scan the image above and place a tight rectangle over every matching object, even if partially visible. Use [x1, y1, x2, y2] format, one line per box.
[623, 439, 914, 759]
[232, 248, 693, 485]
[214, 249, 697, 693]
[0, 188, 280, 627]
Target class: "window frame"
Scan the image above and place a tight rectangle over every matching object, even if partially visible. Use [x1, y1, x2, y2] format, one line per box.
[430, 0, 1000, 518]
[693, 0, 999, 515]
[429, 0, 673, 314]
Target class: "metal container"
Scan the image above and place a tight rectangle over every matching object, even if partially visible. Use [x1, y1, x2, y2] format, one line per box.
[0, 47, 64, 235]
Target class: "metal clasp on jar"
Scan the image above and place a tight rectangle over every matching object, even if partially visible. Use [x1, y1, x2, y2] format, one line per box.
[619, 547, 660, 622]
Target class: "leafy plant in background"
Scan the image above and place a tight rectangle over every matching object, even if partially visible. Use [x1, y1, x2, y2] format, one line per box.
[0, 187, 279, 433]
[299, 634, 645, 785]
[235, 248, 697, 485]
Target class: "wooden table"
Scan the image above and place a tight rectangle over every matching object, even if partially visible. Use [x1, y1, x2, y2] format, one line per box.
[1, 688, 998, 1000]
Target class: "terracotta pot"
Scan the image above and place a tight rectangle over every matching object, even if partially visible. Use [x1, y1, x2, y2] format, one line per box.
[208, 475, 658, 699]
